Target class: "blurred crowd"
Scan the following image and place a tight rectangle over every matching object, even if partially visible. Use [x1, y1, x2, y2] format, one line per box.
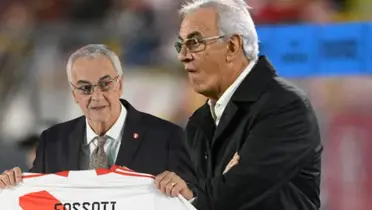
[0, 0, 371, 76]
[1, 0, 371, 25]
[0, 1, 371, 209]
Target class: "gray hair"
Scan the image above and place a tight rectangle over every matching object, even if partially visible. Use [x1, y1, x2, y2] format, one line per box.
[179, 0, 259, 61]
[66, 44, 123, 82]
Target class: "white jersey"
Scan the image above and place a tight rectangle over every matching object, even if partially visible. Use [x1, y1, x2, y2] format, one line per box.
[0, 166, 196, 210]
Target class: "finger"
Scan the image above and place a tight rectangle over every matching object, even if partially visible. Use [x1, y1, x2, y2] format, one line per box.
[160, 175, 173, 194]
[4, 170, 15, 186]
[223, 160, 239, 174]
[228, 160, 239, 170]
[13, 167, 22, 183]
[226, 154, 239, 168]
[1, 173, 11, 187]
[230, 159, 239, 167]
[226, 158, 238, 170]
[170, 183, 184, 197]
[0, 179, 5, 189]
[227, 158, 237, 167]
[232, 154, 240, 161]
[9, 170, 17, 186]
[165, 182, 177, 196]
[223, 163, 231, 174]
[154, 171, 169, 188]
[223, 167, 229, 174]
[155, 171, 171, 183]
[167, 175, 184, 196]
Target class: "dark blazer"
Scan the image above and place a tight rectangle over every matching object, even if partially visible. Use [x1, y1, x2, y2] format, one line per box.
[30, 99, 197, 184]
[186, 56, 322, 210]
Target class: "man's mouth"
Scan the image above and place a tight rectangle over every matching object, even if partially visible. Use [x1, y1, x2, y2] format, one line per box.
[185, 68, 197, 73]
[91, 106, 106, 110]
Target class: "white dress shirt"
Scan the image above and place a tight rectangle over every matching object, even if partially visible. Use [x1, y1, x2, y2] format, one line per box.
[208, 60, 257, 125]
[86, 103, 127, 166]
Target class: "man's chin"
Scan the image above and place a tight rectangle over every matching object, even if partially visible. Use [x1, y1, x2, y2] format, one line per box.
[193, 86, 213, 98]
[90, 116, 109, 122]
[86, 113, 110, 124]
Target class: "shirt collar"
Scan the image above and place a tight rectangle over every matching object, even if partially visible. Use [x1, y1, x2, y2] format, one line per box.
[208, 59, 257, 109]
[86, 103, 127, 145]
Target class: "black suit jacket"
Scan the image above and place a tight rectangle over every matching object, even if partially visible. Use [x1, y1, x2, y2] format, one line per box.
[186, 56, 322, 210]
[30, 99, 197, 184]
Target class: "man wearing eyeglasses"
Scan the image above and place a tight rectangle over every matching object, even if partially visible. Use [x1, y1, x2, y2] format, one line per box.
[0, 44, 197, 191]
[155, 0, 322, 210]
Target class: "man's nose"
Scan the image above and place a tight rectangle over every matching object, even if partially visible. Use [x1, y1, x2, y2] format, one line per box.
[91, 86, 104, 100]
[177, 47, 193, 63]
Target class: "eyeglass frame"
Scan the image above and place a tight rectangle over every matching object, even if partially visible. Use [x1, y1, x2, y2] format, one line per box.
[70, 75, 120, 95]
[174, 35, 225, 54]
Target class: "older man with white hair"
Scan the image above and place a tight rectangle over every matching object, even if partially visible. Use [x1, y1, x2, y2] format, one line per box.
[0, 44, 197, 189]
[155, 0, 322, 209]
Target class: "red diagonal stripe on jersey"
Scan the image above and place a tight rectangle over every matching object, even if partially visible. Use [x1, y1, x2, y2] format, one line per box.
[22, 174, 45, 179]
[114, 170, 155, 179]
[55, 171, 69, 177]
[111, 165, 135, 172]
[96, 168, 112, 175]
[22, 171, 69, 179]
[19, 190, 66, 210]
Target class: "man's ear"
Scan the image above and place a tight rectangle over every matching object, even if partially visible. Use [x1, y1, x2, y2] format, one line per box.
[226, 35, 244, 62]
[118, 76, 124, 94]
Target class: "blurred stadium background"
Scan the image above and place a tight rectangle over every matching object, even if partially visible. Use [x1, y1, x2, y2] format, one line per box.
[0, 0, 372, 209]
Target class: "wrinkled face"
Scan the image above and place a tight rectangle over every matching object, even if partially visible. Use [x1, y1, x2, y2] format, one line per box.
[178, 8, 228, 97]
[70, 55, 123, 123]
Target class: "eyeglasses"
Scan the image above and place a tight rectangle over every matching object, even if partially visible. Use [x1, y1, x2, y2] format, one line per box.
[174, 35, 225, 54]
[70, 75, 119, 95]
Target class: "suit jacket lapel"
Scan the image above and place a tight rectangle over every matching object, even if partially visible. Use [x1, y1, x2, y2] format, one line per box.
[212, 102, 238, 146]
[115, 99, 144, 168]
[188, 103, 216, 144]
[63, 117, 85, 170]
[211, 56, 276, 148]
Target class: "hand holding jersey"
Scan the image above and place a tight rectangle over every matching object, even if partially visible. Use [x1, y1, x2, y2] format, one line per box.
[155, 171, 194, 200]
[154, 152, 240, 200]
[0, 167, 22, 188]
[0, 166, 196, 210]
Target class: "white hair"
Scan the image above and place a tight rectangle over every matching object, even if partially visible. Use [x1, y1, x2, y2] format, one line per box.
[66, 44, 123, 82]
[179, 0, 259, 61]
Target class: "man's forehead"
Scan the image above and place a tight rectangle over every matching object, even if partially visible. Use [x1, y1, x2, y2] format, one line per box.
[71, 55, 116, 82]
[73, 55, 110, 65]
[179, 7, 218, 39]
[72, 56, 114, 71]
